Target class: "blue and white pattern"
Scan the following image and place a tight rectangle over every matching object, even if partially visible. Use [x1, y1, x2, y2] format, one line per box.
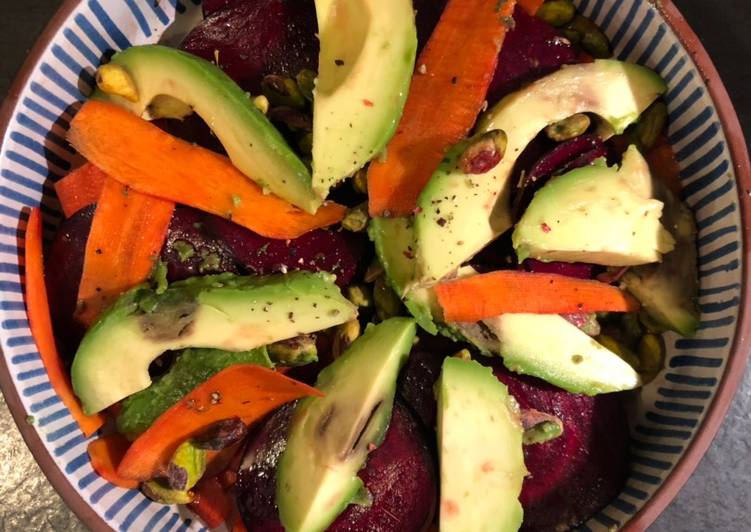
[0, 0, 742, 530]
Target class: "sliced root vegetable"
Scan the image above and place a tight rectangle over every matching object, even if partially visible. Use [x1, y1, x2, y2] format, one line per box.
[518, 0, 544, 15]
[117, 364, 322, 481]
[54, 163, 107, 217]
[189, 475, 234, 529]
[87, 433, 139, 489]
[24, 208, 105, 437]
[76, 177, 174, 326]
[366, 0, 517, 217]
[436, 270, 639, 322]
[67, 101, 346, 239]
[646, 135, 683, 197]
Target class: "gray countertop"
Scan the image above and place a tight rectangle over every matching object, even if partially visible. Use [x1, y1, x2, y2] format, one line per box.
[0, 1, 749, 531]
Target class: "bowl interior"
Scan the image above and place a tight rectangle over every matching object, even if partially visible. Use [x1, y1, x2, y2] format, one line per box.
[0, 0, 744, 530]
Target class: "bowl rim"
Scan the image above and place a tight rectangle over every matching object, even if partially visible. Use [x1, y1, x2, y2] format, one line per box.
[0, 1, 749, 531]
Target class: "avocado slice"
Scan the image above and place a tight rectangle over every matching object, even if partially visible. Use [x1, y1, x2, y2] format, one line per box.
[72, 272, 356, 414]
[437, 357, 526, 531]
[93, 45, 320, 213]
[276, 317, 416, 532]
[368, 217, 439, 334]
[415, 60, 667, 283]
[312, 0, 417, 197]
[623, 181, 700, 336]
[454, 313, 641, 395]
[513, 146, 675, 266]
[116, 347, 273, 439]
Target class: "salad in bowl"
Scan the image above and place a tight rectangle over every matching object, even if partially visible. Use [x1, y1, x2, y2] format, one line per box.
[8, 0, 734, 530]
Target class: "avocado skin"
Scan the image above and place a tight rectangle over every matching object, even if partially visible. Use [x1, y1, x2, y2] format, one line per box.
[117, 347, 272, 439]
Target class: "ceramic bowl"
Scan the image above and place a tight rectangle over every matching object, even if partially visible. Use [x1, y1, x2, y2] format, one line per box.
[0, 0, 749, 530]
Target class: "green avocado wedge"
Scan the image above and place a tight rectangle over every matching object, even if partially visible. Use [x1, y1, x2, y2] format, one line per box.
[437, 357, 526, 532]
[512, 146, 675, 266]
[93, 45, 320, 213]
[415, 60, 667, 283]
[72, 272, 356, 414]
[276, 318, 416, 532]
[311, 0, 417, 198]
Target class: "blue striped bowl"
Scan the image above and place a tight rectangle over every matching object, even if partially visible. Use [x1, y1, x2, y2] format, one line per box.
[0, 1, 749, 530]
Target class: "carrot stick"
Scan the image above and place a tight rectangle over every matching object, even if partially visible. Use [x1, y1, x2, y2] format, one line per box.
[367, 0, 517, 217]
[87, 433, 139, 489]
[518, 0, 544, 15]
[24, 208, 105, 437]
[54, 163, 107, 217]
[436, 270, 640, 322]
[68, 101, 345, 239]
[117, 364, 322, 481]
[76, 178, 174, 326]
[646, 135, 683, 197]
[189, 475, 234, 529]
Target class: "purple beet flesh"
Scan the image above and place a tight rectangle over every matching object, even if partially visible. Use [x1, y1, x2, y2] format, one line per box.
[523, 259, 594, 279]
[181, 0, 319, 95]
[487, 6, 577, 104]
[236, 402, 437, 532]
[489, 363, 630, 531]
[202, 214, 362, 287]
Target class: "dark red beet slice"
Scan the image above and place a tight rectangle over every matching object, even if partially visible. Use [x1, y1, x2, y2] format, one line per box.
[523, 259, 594, 279]
[397, 350, 445, 431]
[236, 402, 437, 532]
[153, 115, 226, 155]
[202, 214, 363, 287]
[488, 363, 629, 531]
[161, 206, 239, 281]
[488, 6, 577, 104]
[202, 0, 243, 16]
[181, 0, 318, 95]
[45, 205, 94, 360]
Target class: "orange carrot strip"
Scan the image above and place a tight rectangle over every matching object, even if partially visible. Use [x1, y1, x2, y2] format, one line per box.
[518, 0, 544, 15]
[24, 208, 105, 437]
[117, 364, 322, 481]
[87, 433, 139, 489]
[436, 270, 640, 322]
[646, 135, 683, 197]
[189, 476, 234, 529]
[76, 177, 174, 326]
[68, 101, 345, 239]
[54, 163, 107, 218]
[367, 0, 517, 217]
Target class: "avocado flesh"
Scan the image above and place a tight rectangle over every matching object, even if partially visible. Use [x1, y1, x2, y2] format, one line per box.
[437, 357, 526, 532]
[116, 347, 273, 439]
[277, 317, 416, 532]
[72, 272, 356, 414]
[415, 60, 667, 283]
[312, 0, 417, 197]
[93, 45, 320, 213]
[454, 313, 641, 395]
[623, 181, 700, 336]
[513, 146, 675, 266]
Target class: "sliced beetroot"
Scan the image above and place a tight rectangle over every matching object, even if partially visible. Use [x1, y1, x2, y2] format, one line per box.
[236, 402, 437, 532]
[45, 205, 94, 360]
[160, 206, 238, 281]
[488, 364, 629, 531]
[181, 0, 319, 95]
[523, 259, 594, 279]
[152, 115, 226, 155]
[397, 349, 445, 431]
[202, 0, 244, 16]
[202, 214, 363, 287]
[487, 6, 577, 104]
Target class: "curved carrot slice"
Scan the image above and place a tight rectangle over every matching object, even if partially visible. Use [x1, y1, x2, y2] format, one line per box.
[367, 0, 517, 216]
[76, 177, 175, 326]
[436, 270, 640, 322]
[54, 163, 107, 218]
[87, 433, 139, 489]
[117, 364, 322, 481]
[24, 208, 104, 436]
[518, 0, 544, 15]
[67, 101, 345, 239]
